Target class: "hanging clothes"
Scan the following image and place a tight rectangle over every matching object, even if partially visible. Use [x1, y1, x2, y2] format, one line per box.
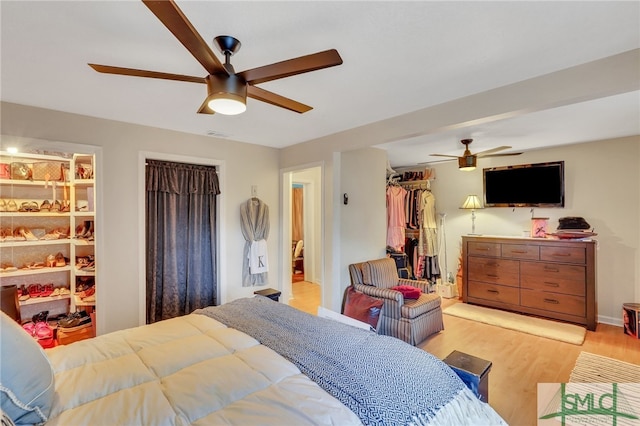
[418, 190, 438, 257]
[386, 185, 408, 251]
[240, 197, 270, 286]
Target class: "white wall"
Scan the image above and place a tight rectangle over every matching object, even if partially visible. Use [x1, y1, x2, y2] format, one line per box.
[339, 148, 388, 289]
[428, 136, 640, 325]
[1, 102, 281, 334]
[281, 147, 388, 311]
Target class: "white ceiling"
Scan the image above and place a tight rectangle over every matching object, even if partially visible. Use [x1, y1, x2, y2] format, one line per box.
[1, 1, 639, 167]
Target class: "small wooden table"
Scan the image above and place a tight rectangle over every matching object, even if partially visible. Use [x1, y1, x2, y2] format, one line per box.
[443, 350, 492, 402]
[254, 288, 281, 302]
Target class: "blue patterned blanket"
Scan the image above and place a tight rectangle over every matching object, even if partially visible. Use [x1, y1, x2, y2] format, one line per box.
[195, 297, 488, 425]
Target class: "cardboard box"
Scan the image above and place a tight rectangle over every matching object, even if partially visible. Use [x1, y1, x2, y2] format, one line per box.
[623, 303, 639, 338]
[57, 325, 94, 345]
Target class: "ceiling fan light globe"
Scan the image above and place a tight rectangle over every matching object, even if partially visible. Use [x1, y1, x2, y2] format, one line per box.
[205, 74, 248, 115]
[208, 97, 246, 115]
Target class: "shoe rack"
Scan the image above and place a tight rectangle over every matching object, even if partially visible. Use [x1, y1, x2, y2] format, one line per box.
[0, 150, 97, 322]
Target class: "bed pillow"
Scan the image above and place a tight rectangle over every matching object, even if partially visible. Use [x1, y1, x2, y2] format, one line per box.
[0, 312, 54, 425]
[391, 285, 421, 299]
[343, 286, 383, 330]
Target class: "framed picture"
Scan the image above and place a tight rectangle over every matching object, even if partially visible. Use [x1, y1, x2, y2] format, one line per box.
[531, 217, 549, 238]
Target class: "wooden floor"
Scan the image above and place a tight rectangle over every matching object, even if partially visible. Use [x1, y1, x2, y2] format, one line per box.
[289, 283, 640, 425]
[289, 279, 320, 315]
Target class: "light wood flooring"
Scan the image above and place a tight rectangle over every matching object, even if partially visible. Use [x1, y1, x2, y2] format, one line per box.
[289, 283, 640, 426]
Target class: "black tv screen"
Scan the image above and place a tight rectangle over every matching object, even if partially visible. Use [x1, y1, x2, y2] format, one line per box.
[483, 161, 565, 207]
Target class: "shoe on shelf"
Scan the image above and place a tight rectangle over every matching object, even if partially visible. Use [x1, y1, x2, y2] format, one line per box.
[12, 228, 26, 241]
[32, 310, 49, 324]
[50, 200, 61, 212]
[59, 287, 71, 296]
[22, 322, 36, 336]
[1, 262, 17, 272]
[17, 226, 39, 241]
[6, 200, 18, 212]
[78, 286, 95, 298]
[0, 199, 6, 212]
[58, 311, 91, 329]
[46, 254, 56, 268]
[1, 228, 15, 241]
[28, 284, 43, 298]
[18, 284, 30, 301]
[40, 200, 51, 212]
[50, 287, 61, 297]
[18, 202, 31, 212]
[54, 252, 66, 267]
[40, 284, 54, 297]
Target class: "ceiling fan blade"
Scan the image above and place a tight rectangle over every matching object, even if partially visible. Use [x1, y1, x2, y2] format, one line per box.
[88, 64, 206, 84]
[429, 154, 460, 158]
[239, 49, 343, 85]
[196, 98, 215, 114]
[482, 152, 523, 157]
[418, 158, 455, 165]
[247, 85, 312, 113]
[475, 145, 512, 157]
[142, 0, 227, 75]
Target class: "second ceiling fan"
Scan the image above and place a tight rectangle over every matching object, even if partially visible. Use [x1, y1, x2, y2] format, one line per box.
[89, 0, 343, 115]
[429, 139, 521, 171]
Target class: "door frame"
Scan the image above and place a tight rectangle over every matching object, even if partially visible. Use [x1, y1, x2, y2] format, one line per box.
[138, 151, 226, 326]
[280, 162, 324, 307]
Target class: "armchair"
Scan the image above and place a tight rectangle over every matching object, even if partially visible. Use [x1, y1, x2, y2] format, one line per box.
[348, 258, 444, 345]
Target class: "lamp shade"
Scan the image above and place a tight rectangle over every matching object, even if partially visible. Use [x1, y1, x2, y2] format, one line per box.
[461, 195, 482, 210]
[205, 74, 247, 115]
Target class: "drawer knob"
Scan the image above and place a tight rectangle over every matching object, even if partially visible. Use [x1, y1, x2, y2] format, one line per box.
[543, 298, 559, 304]
[487, 289, 499, 294]
[511, 250, 526, 254]
[543, 282, 560, 288]
[552, 252, 571, 257]
[544, 267, 560, 273]
[486, 274, 499, 278]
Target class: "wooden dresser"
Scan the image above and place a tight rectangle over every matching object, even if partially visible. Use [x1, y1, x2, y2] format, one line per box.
[462, 235, 597, 330]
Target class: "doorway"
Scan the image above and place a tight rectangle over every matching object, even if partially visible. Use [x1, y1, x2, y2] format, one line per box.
[282, 165, 322, 315]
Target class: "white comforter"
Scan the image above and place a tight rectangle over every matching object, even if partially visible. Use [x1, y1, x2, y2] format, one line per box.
[44, 314, 362, 425]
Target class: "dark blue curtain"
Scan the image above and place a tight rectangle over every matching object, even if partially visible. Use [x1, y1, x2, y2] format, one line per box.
[145, 160, 220, 323]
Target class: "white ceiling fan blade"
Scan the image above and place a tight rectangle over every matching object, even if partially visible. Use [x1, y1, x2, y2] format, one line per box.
[482, 152, 523, 158]
[418, 158, 456, 165]
[429, 154, 460, 158]
[475, 145, 512, 157]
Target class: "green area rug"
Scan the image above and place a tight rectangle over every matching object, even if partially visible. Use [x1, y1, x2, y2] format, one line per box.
[443, 303, 586, 345]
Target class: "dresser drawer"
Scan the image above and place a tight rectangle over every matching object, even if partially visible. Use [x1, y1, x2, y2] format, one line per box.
[520, 262, 586, 296]
[540, 246, 586, 264]
[501, 244, 539, 260]
[520, 289, 585, 317]
[468, 281, 520, 305]
[467, 242, 500, 257]
[468, 257, 519, 287]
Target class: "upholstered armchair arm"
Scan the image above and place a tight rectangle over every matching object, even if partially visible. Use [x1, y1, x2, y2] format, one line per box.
[398, 278, 431, 293]
[353, 283, 407, 321]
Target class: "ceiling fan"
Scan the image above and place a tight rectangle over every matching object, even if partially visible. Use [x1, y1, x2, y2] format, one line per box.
[88, 0, 343, 116]
[427, 139, 521, 171]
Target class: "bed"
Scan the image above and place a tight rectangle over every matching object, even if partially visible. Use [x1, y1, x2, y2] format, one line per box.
[1, 296, 506, 425]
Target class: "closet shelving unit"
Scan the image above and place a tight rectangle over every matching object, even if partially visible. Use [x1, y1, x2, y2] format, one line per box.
[0, 150, 97, 322]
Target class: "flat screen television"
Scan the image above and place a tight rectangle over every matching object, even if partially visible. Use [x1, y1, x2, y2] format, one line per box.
[483, 161, 565, 207]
